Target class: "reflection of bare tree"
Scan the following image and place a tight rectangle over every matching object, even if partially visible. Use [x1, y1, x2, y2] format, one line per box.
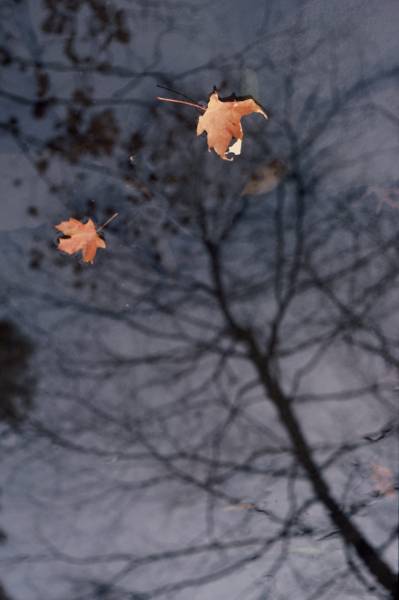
[0, 2, 398, 600]
[0, 583, 14, 600]
[0, 321, 35, 428]
[0, 320, 35, 599]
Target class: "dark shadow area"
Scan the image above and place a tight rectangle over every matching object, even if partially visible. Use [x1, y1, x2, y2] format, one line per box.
[0, 320, 35, 428]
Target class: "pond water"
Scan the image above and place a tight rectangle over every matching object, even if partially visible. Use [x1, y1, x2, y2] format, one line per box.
[0, 1, 398, 599]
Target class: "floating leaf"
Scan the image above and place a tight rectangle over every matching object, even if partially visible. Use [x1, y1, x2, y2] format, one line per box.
[55, 218, 106, 263]
[196, 91, 268, 161]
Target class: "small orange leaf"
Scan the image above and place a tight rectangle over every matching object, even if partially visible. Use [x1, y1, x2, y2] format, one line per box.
[55, 218, 106, 263]
[370, 464, 396, 497]
[197, 91, 268, 161]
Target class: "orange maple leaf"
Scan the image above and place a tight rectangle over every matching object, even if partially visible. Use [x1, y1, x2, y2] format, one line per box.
[55, 218, 106, 263]
[197, 91, 268, 161]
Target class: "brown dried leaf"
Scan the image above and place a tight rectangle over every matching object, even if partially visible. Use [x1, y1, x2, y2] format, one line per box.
[55, 218, 106, 263]
[223, 502, 256, 511]
[242, 159, 286, 196]
[197, 91, 268, 161]
[371, 464, 396, 497]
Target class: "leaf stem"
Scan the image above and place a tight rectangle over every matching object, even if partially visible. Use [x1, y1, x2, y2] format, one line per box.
[97, 212, 119, 233]
[156, 85, 200, 105]
[157, 96, 206, 112]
